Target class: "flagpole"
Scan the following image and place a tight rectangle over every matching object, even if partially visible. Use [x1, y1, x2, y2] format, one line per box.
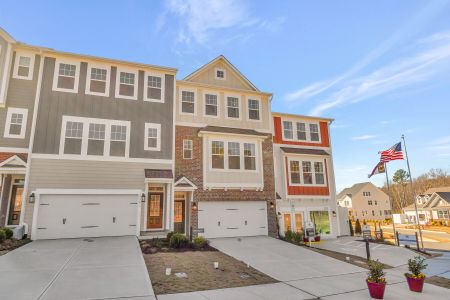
[401, 134, 424, 251]
[384, 163, 397, 244]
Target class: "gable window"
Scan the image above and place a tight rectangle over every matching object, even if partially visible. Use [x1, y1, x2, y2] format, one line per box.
[310, 124, 320, 141]
[204, 93, 218, 116]
[283, 121, 293, 139]
[215, 68, 225, 80]
[211, 141, 224, 169]
[115, 69, 138, 100]
[145, 73, 165, 102]
[228, 142, 240, 169]
[13, 53, 35, 80]
[248, 99, 260, 120]
[110, 125, 127, 157]
[86, 65, 110, 96]
[244, 143, 256, 170]
[181, 90, 195, 114]
[145, 123, 161, 151]
[64, 121, 83, 155]
[4, 108, 28, 139]
[53, 60, 80, 92]
[314, 162, 325, 184]
[363, 192, 371, 197]
[290, 161, 301, 184]
[227, 96, 239, 119]
[296, 122, 306, 140]
[183, 139, 193, 159]
[87, 123, 106, 156]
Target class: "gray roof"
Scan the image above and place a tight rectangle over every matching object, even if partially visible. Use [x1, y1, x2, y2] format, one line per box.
[280, 147, 329, 156]
[198, 126, 269, 137]
[422, 186, 450, 195]
[144, 169, 173, 179]
[337, 182, 371, 200]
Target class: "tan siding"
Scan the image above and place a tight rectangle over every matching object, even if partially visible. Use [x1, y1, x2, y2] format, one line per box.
[188, 61, 252, 90]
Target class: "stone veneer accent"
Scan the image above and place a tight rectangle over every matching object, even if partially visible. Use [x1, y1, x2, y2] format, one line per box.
[175, 125, 278, 237]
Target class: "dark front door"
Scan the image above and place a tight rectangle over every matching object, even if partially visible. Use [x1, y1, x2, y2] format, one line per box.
[148, 193, 163, 229]
[174, 200, 185, 233]
[8, 185, 23, 225]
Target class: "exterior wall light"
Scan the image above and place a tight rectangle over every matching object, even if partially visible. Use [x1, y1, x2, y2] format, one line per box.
[29, 192, 35, 203]
[141, 193, 146, 203]
[332, 211, 337, 217]
[192, 202, 197, 210]
[270, 201, 274, 209]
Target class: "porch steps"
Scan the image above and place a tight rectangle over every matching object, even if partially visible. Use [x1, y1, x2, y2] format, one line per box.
[139, 230, 171, 240]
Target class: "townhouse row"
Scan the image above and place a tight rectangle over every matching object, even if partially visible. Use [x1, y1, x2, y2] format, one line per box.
[0, 27, 344, 241]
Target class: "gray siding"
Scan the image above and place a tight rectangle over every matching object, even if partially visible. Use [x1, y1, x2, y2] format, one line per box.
[0, 35, 8, 100]
[0, 52, 41, 148]
[33, 57, 174, 159]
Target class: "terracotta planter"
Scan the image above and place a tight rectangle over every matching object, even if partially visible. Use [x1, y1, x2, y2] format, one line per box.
[406, 275, 425, 293]
[367, 281, 386, 299]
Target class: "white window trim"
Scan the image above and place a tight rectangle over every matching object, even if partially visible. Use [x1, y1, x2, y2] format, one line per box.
[202, 90, 220, 118]
[246, 97, 262, 122]
[208, 138, 259, 173]
[12, 51, 35, 80]
[115, 67, 138, 100]
[144, 123, 161, 151]
[85, 63, 111, 97]
[225, 94, 241, 120]
[287, 157, 327, 187]
[215, 67, 226, 80]
[179, 88, 197, 116]
[281, 119, 322, 143]
[59, 115, 130, 158]
[52, 58, 81, 93]
[4, 107, 28, 139]
[183, 139, 193, 159]
[144, 71, 165, 103]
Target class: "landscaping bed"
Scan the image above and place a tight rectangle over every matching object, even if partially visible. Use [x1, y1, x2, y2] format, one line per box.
[426, 275, 450, 289]
[140, 234, 277, 294]
[0, 227, 31, 255]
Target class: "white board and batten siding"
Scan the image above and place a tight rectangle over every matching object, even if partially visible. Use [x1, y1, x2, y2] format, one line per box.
[198, 201, 268, 238]
[31, 190, 141, 240]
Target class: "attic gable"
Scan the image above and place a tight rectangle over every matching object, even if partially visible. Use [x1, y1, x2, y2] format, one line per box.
[183, 55, 259, 91]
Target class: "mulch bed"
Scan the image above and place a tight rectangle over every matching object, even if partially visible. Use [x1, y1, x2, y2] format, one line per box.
[426, 276, 450, 289]
[140, 240, 277, 295]
[0, 238, 31, 256]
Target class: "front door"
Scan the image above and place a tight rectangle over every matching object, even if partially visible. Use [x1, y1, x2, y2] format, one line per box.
[8, 185, 23, 225]
[295, 213, 303, 233]
[174, 200, 185, 233]
[147, 193, 163, 229]
[283, 213, 291, 232]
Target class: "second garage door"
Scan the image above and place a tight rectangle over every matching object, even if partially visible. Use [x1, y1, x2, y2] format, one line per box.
[34, 193, 139, 240]
[198, 201, 268, 238]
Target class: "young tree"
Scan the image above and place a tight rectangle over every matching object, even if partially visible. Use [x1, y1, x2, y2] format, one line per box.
[355, 219, 362, 235]
[393, 169, 410, 210]
[349, 220, 354, 236]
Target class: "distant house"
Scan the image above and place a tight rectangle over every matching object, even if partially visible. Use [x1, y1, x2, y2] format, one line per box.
[337, 182, 392, 221]
[403, 187, 450, 224]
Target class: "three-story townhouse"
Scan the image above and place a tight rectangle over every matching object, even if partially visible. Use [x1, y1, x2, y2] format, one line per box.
[272, 112, 340, 239]
[173, 56, 278, 238]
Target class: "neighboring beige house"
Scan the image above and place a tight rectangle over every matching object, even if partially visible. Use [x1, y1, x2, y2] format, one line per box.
[404, 187, 450, 224]
[337, 182, 392, 221]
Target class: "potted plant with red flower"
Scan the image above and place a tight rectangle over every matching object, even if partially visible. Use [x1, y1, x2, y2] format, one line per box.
[405, 256, 427, 293]
[366, 260, 386, 299]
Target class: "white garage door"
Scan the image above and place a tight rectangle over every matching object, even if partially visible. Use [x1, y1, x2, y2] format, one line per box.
[34, 193, 139, 240]
[198, 201, 268, 238]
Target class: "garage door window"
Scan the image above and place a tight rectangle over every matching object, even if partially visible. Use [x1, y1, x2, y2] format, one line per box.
[310, 211, 330, 234]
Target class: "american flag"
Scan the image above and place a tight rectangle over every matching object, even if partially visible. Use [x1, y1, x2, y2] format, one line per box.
[379, 142, 403, 162]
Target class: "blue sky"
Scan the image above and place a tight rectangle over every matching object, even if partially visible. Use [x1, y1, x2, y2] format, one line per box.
[1, 1, 449, 191]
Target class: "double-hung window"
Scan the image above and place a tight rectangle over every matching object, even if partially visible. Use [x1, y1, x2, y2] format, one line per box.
[314, 162, 325, 184]
[13, 52, 35, 80]
[110, 125, 127, 157]
[86, 65, 110, 96]
[116, 69, 138, 100]
[181, 90, 195, 114]
[145, 123, 161, 151]
[4, 108, 28, 139]
[296, 122, 307, 140]
[226, 96, 239, 119]
[87, 123, 106, 156]
[310, 124, 320, 141]
[248, 99, 260, 120]
[283, 121, 293, 139]
[290, 161, 301, 184]
[244, 143, 256, 170]
[211, 141, 224, 169]
[53, 60, 80, 92]
[204, 93, 218, 116]
[228, 142, 240, 169]
[183, 139, 193, 159]
[64, 121, 83, 154]
[288, 159, 326, 186]
[302, 161, 313, 184]
[145, 73, 164, 102]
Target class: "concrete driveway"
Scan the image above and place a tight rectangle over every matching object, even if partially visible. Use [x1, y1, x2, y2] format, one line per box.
[0, 236, 154, 300]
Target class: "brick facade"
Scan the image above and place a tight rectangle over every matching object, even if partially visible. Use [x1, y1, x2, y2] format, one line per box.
[175, 125, 278, 237]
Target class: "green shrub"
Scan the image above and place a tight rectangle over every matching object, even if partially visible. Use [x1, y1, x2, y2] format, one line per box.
[292, 231, 303, 243]
[2, 227, 13, 240]
[169, 233, 189, 249]
[349, 220, 354, 236]
[0, 230, 5, 243]
[407, 256, 427, 277]
[355, 219, 362, 235]
[284, 230, 293, 241]
[192, 236, 209, 249]
[166, 231, 174, 241]
[367, 260, 386, 284]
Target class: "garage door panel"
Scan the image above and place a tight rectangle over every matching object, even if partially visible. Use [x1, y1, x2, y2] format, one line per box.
[35, 194, 138, 240]
[198, 201, 268, 238]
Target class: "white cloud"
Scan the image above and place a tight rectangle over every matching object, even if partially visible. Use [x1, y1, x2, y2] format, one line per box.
[351, 135, 377, 141]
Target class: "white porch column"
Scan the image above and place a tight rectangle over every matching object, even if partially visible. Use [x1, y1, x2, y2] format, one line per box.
[165, 183, 174, 231]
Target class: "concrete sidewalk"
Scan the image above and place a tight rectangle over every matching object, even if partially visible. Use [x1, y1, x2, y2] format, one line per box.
[0, 236, 155, 300]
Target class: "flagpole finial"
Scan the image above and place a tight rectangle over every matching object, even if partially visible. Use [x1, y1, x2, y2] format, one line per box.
[401, 134, 405, 139]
